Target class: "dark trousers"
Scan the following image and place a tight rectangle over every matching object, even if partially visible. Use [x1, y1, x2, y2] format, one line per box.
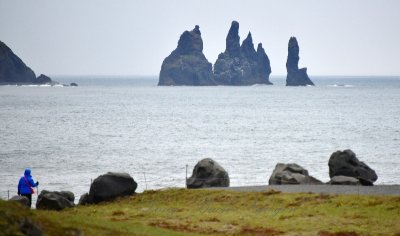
[21, 194, 32, 207]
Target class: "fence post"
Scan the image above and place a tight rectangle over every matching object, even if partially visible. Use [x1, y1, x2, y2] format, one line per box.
[185, 164, 188, 188]
[8, 190, 9, 200]
[143, 172, 147, 190]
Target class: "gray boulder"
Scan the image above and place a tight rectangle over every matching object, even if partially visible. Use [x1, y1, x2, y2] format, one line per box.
[213, 21, 272, 85]
[269, 163, 323, 185]
[329, 149, 377, 185]
[186, 158, 230, 188]
[286, 37, 314, 86]
[36, 190, 75, 211]
[88, 172, 137, 204]
[78, 193, 89, 205]
[9, 195, 30, 207]
[328, 176, 361, 185]
[158, 25, 215, 86]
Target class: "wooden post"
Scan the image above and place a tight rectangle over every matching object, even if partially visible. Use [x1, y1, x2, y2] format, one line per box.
[143, 172, 148, 190]
[185, 164, 188, 188]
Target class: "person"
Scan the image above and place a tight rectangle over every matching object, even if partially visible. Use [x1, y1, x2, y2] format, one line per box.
[18, 168, 39, 207]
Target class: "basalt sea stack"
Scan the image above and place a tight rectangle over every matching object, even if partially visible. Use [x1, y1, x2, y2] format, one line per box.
[0, 40, 53, 85]
[214, 21, 272, 85]
[158, 25, 215, 86]
[286, 37, 314, 86]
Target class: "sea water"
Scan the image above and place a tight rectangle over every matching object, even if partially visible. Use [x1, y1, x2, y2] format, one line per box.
[1, 76, 399, 204]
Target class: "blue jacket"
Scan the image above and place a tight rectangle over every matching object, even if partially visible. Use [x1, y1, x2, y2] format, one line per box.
[18, 169, 37, 195]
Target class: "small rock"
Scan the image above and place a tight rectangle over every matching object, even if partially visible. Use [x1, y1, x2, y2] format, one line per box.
[328, 176, 361, 185]
[186, 158, 230, 188]
[78, 193, 89, 205]
[9, 195, 30, 207]
[19, 218, 42, 236]
[70, 82, 78, 86]
[269, 163, 323, 185]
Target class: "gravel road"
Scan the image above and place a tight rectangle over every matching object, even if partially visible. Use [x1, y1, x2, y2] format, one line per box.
[209, 185, 400, 195]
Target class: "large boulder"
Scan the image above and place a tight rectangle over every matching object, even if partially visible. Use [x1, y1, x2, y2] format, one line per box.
[328, 149, 377, 185]
[158, 25, 215, 86]
[328, 176, 361, 185]
[36, 190, 75, 211]
[286, 37, 314, 86]
[214, 21, 272, 85]
[9, 195, 30, 207]
[269, 163, 323, 185]
[88, 172, 137, 204]
[187, 158, 230, 188]
[0, 41, 52, 85]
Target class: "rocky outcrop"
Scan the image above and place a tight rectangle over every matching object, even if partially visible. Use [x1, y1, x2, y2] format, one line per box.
[213, 21, 272, 85]
[328, 149, 377, 186]
[9, 195, 30, 207]
[70, 82, 78, 86]
[36, 190, 75, 211]
[269, 163, 323, 185]
[36, 74, 52, 84]
[158, 25, 215, 86]
[328, 176, 361, 185]
[88, 172, 137, 204]
[0, 41, 52, 85]
[187, 158, 229, 188]
[286, 37, 314, 86]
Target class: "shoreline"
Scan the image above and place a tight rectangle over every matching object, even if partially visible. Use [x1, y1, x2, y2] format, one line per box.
[208, 184, 400, 195]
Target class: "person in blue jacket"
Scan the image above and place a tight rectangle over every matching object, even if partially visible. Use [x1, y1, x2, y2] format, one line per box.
[18, 168, 39, 207]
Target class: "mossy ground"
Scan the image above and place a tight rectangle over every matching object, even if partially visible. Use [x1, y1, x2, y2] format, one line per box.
[1, 188, 400, 235]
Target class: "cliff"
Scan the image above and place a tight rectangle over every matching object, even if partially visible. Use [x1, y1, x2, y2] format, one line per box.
[0, 40, 52, 85]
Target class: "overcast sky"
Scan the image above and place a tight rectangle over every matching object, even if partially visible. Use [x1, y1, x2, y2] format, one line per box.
[0, 0, 399, 76]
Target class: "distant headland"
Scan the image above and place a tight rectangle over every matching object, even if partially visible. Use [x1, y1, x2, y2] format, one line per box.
[158, 21, 314, 86]
[0, 40, 53, 85]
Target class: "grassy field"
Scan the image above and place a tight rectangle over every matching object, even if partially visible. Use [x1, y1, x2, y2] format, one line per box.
[1, 188, 400, 235]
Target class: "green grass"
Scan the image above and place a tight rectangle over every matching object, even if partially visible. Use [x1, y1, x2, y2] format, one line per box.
[1, 188, 400, 235]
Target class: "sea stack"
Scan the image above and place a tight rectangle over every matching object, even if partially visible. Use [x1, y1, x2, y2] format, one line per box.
[214, 21, 272, 85]
[158, 25, 215, 86]
[0, 40, 52, 85]
[285, 37, 314, 86]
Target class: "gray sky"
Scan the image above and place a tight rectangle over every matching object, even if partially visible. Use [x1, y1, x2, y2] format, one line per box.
[0, 0, 399, 76]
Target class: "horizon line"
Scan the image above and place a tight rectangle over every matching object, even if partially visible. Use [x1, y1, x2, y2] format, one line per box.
[47, 74, 400, 78]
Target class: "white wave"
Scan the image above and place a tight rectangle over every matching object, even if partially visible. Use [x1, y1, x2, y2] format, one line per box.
[328, 84, 354, 88]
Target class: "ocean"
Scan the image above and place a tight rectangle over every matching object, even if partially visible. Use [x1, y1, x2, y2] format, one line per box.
[1, 76, 399, 205]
